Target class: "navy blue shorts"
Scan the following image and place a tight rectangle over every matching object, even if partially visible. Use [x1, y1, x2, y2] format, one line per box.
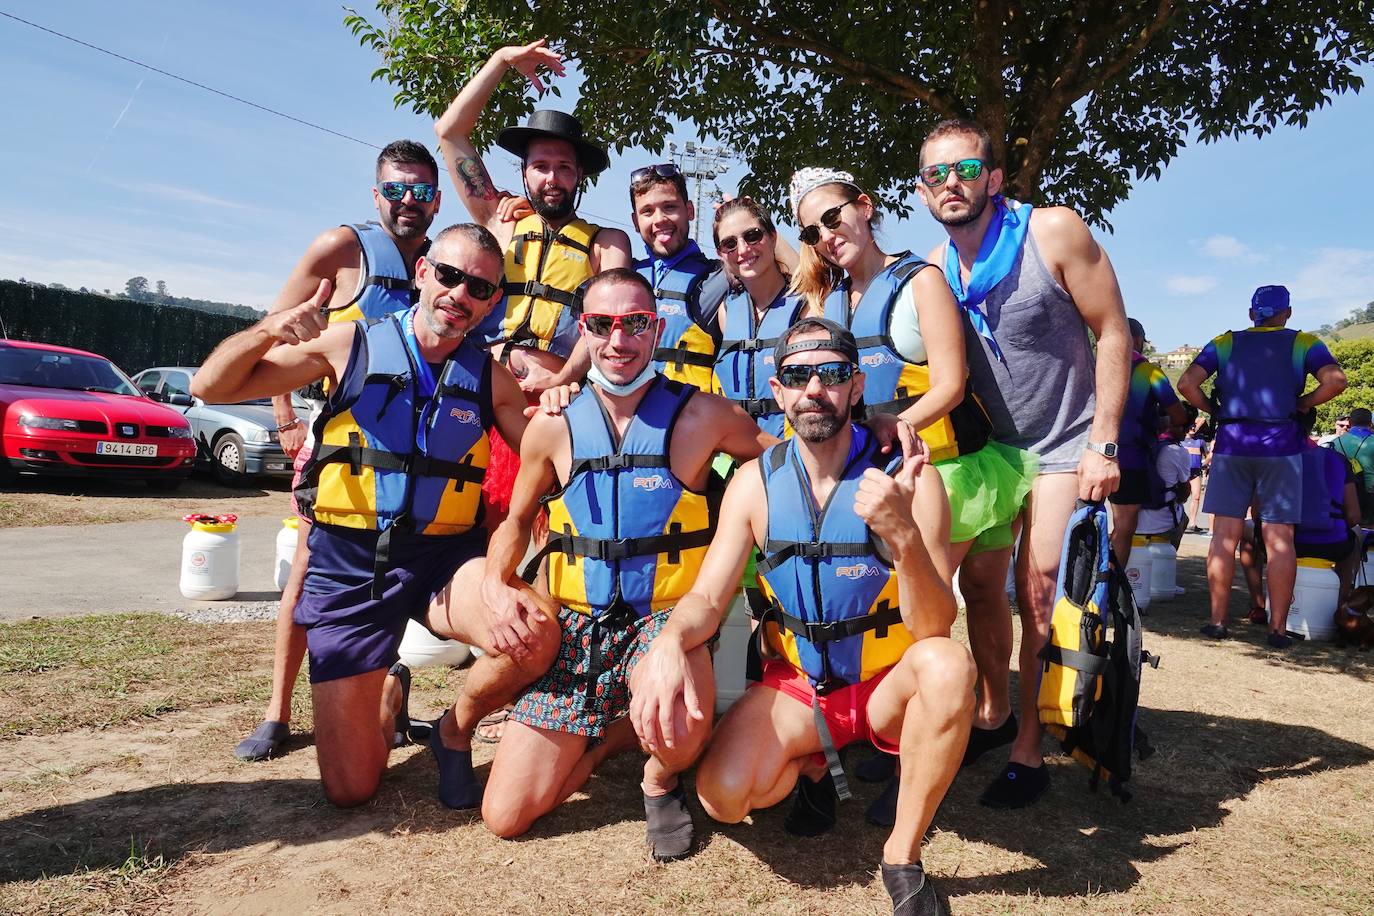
[295, 525, 486, 683]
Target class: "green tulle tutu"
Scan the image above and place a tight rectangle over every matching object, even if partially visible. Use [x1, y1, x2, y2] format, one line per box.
[936, 440, 1038, 547]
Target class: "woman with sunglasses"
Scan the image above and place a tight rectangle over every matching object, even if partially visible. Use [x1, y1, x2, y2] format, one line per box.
[711, 198, 806, 437]
[789, 167, 1034, 569]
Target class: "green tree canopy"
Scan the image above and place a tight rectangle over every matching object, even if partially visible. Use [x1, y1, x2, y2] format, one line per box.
[1318, 338, 1374, 429]
[346, 0, 1372, 225]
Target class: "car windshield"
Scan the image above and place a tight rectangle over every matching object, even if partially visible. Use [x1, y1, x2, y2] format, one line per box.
[0, 348, 141, 396]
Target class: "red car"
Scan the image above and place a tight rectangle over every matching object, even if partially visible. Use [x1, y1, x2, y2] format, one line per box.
[0, 339, 197, 490]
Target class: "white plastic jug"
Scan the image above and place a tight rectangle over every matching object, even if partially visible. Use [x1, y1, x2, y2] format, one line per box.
[1124, 536, 1153, 611]
[180, 513, 240, 600]
[397, 619, 472, 668]
[274, 516, 299, 591]
[714, 594, 753, 714]
[1145, 536, 1180, 599]
[1276, 558, 1339, 641]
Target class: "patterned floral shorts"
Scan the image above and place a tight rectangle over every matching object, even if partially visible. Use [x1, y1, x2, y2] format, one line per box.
[510, 607, 669, 739]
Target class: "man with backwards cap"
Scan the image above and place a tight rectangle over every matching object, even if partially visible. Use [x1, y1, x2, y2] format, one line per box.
[632, 317, 975, 915]
[1109, 317, 1187, 565]
[476, 268, 772, 860]
[1179, 284, 1346, 648]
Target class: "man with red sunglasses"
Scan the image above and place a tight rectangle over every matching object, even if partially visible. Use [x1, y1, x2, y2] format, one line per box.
[231, 139, 444, 764]
[195, 223, 560, 811]
[476, 268, 772, 860]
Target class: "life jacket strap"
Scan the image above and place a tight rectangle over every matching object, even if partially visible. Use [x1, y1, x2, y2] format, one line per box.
[734, 396, 781, 419]
[311, 437, 410, 476]
[410, 453, 487, 489]
[863, 394, 922, 417]
[812, 694, 852, 802]
[364, 275, 413, 292]
[539, 526, 714, 565]
[717, 335, 781, 357]
[655, 287, 690, 302]
[653, 344, 716, 370]
[755, 539, 874, 575]
[568, 452, 670, 474]
[502, 279, 581, 309]
[1037, 642, 1111, 677]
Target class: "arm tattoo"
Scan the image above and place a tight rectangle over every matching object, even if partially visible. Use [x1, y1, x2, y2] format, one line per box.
[457, 157, 499, 201]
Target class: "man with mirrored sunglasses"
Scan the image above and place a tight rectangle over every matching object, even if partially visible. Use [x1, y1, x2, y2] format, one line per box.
[917, 117, 1131, 810]
[195, 223, 561, 811]
[476, 267, 773, 860]
[631, 317, 973, 914]
[230, 139, 444, 765]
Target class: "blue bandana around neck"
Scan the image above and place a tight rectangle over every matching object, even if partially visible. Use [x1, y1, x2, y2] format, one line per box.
[650, 239, 703, 290]
[942, 196, 1033, 364]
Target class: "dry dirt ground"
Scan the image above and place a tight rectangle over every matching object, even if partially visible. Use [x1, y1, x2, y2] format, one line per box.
[0, 476, 292, 529]
[2, 545, 1373, 915]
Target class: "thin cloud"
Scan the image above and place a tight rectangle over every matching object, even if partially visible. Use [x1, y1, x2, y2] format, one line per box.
[1201, 234, 1263, 263]
[1165, 275, 1219, 296]
[102, 178, 249, 211]
[1291, 247, 1374, 323]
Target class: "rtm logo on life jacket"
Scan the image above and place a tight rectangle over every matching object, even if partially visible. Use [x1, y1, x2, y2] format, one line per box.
[763, 354, 776, 366]
[448, 407, 479, 425]
[861, 352, 897, 368]
[633, 475, 672, 491]
[658, 302, 686, 316]
[835, 563, 883, 579]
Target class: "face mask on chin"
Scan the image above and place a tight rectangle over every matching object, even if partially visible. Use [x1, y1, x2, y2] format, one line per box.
[587, 357, 656, 396]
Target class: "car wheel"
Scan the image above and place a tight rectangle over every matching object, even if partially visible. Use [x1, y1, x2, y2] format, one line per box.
[212, 432, 248, 486]
[147, 477, 185, 492]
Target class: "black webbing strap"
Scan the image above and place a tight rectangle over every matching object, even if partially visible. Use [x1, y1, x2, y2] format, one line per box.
[411, 453, 487, 488]
[568, 452, 670, 476]
[371, 525, 393, 600]
[813, 695, 852, 802]
[755, 540, 873, 575]
[770, 599, 902, 645]
[540, 525, 715, 566]
[864, 395, 921, 417]
[655, 287, 690, 302]
[653, 344, 716, 370]
[311, 435, 410, 476]
[851, 333, 888, 350]
[578, 603, 640, 716]
[735, 396, 781, 419]
[502, 279, 580, 308]
[1038, 642, 1111, 677]
[717, 335, 780, 358]
[363, 275, 412, 291]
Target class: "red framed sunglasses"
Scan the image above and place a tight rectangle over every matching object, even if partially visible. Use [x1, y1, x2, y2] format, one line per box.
[580, 311, 658, 337]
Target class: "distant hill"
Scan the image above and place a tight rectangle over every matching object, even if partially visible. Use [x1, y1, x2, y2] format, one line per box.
[1321, 322, 1374, 343]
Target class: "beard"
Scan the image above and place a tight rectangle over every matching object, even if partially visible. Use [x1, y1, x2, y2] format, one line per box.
[420, 296, 470, 340]
[788, 397, 850, 443]
[380, 203, 432, 240]
[531, 186, 577, 221]
[933, 185, 991, 227]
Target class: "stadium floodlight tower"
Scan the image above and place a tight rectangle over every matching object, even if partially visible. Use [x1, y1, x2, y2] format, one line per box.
[667, 140, 735, 241]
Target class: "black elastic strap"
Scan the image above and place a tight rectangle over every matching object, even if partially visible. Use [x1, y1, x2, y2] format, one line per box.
[864, 395, 921, 418]
[755, 540, 873, 575]
[735, 396, 781, 419]
[502, 279, 580, 308]
[568, 452, 670, 475]
[410, 454, 487, 487]
[1038, 643, 1110, 677]
[813, 695, 852, 802]
[371, 526, 393, 600]
[533, 526, 714, 566]
[363, 275, 412, 291]
[311, 440, 409, 476]
[771, 600, 903, 645]
[653, 345, 716, 370]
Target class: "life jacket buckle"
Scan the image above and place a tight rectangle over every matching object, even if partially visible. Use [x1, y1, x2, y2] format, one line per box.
[814, 676, 846, 696]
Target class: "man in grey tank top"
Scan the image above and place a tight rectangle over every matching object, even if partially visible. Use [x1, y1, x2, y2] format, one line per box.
[919, 119, 1131, 809]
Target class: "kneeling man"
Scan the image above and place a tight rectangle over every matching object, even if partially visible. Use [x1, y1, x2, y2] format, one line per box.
[631, 319, 975, 914]
[478, 268, 773, 858]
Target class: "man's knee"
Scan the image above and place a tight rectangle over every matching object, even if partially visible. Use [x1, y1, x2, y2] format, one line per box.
[481, 792, 541, 839]
[320, 767, 382, 809]
[908, 639, 976, 711]
[694, 751, 752, 824]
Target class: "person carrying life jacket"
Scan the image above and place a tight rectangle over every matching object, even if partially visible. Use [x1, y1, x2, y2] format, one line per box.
[1178, 284, 1347, 648]
[474, 268, 772, 860]
[630, 164, 732, 392]
[627, 317, 975, 914]
[193, 222, 559, 817]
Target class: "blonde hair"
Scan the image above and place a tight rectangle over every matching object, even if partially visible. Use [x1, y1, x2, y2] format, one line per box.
[787, 182, 881, 315]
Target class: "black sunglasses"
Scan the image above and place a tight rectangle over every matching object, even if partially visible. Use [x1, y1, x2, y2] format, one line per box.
[798, 200, 857, 246]
[378, 181, 437, 202]
[917, 159, 986, 188]
[630, 163, 682, 184]
[777, 360, 856, 389]
[425, 257, 500, 300]
[717, 226, 767, 253]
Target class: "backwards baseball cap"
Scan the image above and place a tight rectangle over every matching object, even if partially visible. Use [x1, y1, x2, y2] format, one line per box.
[773, 317, 860, 369]
[1350, 408, 1372, 427]
[1250, 285, 1291, 323]
[1128, 317, 1146, 341]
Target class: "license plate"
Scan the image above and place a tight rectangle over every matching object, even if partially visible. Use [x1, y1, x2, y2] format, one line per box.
[265, 461, 287, 472]
[96, 441, 158, 457]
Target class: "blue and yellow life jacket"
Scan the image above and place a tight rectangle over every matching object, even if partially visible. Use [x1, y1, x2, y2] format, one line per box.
[714, 286, 804, 438]
[328, 221, 422, 323]
[296, 309, 493, 593]
[754, 426, 911, 690]
[638, 243, 722, 391]
[496, 214, 600, 358]
[541, 375, 715, 619]
[823, 253, 991, 463]
[1213, 327, 1308, 424]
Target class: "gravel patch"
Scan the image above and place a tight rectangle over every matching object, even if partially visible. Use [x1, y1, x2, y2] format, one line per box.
[173, 601, 279, 624]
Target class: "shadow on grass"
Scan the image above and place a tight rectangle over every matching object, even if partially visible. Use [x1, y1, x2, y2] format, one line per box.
[1150, 553, 1374, 682]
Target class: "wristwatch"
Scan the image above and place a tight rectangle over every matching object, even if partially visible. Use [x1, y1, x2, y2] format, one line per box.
[1086, 441, 1118, 459]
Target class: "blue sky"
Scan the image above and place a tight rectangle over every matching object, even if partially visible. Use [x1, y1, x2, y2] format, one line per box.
[2, 2, 1371, 353]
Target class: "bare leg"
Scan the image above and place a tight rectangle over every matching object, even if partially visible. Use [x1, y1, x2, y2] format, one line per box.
[1208, 516, 1245, 627]
[265, 517, 311, 723]
[958, 545, 1014, 730]
[867, 638, 975, 865]
[1188, 475, 1203, 526]
[1239, 524, 1265, 610]
[1262, 522, 1297, 635]
[1110, 501, 1141, 568]
[310, 665, 403, 807]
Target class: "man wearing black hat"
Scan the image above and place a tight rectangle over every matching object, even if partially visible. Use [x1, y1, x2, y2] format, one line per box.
[631, 317, 974, 913]
[435, 39, 632, 395]
[1109, 317, 1187, 564]
[1179, 285, 1346, 648]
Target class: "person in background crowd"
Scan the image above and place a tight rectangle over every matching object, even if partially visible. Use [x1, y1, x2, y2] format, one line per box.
[1135, 406, 1196, 552]
[917, 118, 1131, 809]
[1328, 407, 1374, 525]
[1178, 284, 1347, 649]
[1317, 415, 1350, 447]
[1182, 416, 1211, 535]
[1292, 409, 1363, 615]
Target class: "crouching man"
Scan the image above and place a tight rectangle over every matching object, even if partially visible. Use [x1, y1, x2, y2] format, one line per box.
[631, 318, 975, 914]
[476, 268, 773, 858]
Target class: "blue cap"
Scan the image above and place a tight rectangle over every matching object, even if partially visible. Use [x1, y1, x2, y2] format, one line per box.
[1250, 285, 1291, 323]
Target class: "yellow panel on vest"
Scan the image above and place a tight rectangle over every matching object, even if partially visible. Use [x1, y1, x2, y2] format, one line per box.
[311, 411, 380, 529]
[419, 433, 491, 536]
[502, 215, 598, 351]
[859, 576, 910, 682]
[648, 489, 712, 611]
[545, 497, 592, 614]
[659, 323, 718, 391]
[1037, 595, 1104, 729]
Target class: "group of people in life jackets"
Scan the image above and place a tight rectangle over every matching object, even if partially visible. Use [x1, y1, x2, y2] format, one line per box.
[189, 36, 1254, 915]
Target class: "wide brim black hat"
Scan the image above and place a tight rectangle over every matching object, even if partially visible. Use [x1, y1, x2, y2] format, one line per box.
[495, 109, 610, 176]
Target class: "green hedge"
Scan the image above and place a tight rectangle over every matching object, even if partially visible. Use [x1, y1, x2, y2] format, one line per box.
[0, 281, 253, 374]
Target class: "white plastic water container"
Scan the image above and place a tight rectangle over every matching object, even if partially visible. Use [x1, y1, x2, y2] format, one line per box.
[1124, 536, 1153, 611]
[1145, 536, 1179, 599]
[1276, 558, 1339, 641]
[397, 619, 472, 668]
[179, 514, 240, 600]
[714, 594, 752, 714]
[274, 516, 299, 591]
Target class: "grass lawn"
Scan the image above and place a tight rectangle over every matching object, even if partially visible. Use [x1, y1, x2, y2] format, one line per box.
[2, 549, 1373, 914]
